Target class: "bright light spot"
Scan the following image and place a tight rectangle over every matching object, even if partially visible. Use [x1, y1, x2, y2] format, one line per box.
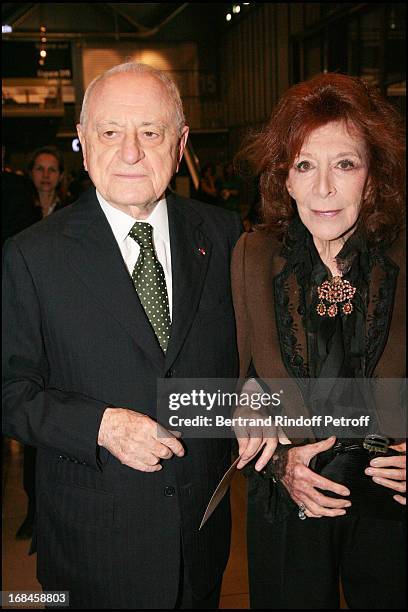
[41, 37, 47, 43]
[226, 13, 232, 21]
[233, 5, 241, 13]
[72, 138, 80, 153]
[40, 49, 47, 58]
[2, 25, 12, 33]
[40, 25, 46, 32]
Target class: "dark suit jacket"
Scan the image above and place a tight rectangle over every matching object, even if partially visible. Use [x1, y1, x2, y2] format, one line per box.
[3, 188, 242, 609]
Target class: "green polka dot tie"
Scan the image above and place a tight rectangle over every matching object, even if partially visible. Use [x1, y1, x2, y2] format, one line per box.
[129, 222, 171, 353]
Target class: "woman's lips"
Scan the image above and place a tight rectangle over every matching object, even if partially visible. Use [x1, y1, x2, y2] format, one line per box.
[312, 209, 341, 218]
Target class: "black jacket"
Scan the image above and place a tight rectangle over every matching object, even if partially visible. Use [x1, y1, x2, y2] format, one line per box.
[3, 188, 242, 608]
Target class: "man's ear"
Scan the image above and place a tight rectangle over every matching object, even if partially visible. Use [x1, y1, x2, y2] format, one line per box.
[76, 124, 88, 171]
[176, 126, 189, 171]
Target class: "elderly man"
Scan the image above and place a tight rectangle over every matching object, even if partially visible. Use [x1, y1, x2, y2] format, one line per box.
[3, 63, 242, 609]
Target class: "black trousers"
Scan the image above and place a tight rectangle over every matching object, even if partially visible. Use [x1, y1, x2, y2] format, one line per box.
[45, 532, 223, 609]
[248, 505, 406, 609]
[175, 533, 223, 609]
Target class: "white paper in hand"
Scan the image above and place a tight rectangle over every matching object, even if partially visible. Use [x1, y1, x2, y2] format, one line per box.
[199, 456, 241, 530]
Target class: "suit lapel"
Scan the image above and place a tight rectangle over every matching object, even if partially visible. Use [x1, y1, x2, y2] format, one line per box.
[61, 190, 165, 371]
[165, 192, 211, 369]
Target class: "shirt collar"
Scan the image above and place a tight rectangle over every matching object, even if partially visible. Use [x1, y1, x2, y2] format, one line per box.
[96, 190, 169, 246]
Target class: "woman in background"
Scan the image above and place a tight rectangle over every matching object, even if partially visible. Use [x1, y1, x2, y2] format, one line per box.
[232, 73, 406, 609]
[28, 145, 66, 217]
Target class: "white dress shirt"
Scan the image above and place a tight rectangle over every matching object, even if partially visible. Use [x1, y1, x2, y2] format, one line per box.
[96, 191, 173, 319]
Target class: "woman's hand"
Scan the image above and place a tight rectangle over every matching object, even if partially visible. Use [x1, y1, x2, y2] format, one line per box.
[365, 441, 406, 505]
[281, 437, 351, 518]
[234, 403, 279, 471]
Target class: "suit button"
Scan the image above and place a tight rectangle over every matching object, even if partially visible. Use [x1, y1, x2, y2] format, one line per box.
[165, 370, 174, 378]
[164, 486, 175, 497]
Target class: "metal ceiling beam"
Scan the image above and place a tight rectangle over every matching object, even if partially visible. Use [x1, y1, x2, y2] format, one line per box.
[3, 3, 190, 40]
[104, 3, 149, 33]
[6, 3, 37, 28]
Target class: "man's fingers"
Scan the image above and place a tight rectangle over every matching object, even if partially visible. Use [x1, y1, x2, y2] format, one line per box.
[393, 494, 406, 505]
[152, 443, 174, 460]
[156, 424, 185, 456]
[123, 457, 163, 472]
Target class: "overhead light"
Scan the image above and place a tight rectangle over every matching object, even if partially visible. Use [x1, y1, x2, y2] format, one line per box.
[233, 4, 241, 13]
[41, 37, 47, 43]
[40, 49, 47, 58]
[72, 138, 81, 153]
[226, 13, 232, 22]
[2, 24, 12, 33]
[40, 25, 46, 32]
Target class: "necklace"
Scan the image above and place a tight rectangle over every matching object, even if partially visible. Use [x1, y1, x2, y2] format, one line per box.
[316, 276, 356, 317]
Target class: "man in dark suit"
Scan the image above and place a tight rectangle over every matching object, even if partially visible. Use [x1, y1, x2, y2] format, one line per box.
[3, 62, 241, 609]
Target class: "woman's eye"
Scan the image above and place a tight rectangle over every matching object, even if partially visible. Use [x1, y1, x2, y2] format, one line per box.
[337, 159, 355, 170]
[295, 160, 312, 172]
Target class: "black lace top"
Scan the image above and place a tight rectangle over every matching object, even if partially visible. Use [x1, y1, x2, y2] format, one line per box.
[245, 215, 400, 523]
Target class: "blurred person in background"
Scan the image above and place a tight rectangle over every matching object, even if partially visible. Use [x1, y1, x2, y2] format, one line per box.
[218, 161, 242, 213]
[66, 168, 93, 204]
[197, 161, 220, 205]
[2, 145, 40, 245]
[27, 145, 67, 217]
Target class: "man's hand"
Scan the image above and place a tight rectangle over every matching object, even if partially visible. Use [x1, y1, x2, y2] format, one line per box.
[281, 437, 351, 518]
[365, 441, 406, 505]
[98, 407, 185, 472]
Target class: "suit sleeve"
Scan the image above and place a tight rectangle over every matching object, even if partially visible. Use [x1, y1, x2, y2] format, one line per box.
[231, 232, 252, 378]
[2, 238, 109, 471]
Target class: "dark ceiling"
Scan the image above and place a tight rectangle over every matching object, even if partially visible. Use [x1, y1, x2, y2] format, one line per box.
[2, 3, 187, 34]
[1, 3, 232, 38]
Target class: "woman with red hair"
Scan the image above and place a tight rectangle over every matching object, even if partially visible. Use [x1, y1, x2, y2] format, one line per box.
[232, 73, 406, 608]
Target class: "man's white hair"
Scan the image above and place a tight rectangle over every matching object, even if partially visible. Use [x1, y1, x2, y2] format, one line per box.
[79, 62, 186, 135]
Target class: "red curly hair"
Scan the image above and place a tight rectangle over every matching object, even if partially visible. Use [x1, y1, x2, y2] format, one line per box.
[238, 73, 405, 244]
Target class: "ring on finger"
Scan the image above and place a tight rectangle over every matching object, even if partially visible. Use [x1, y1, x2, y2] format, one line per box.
[298, 503, 307, 520]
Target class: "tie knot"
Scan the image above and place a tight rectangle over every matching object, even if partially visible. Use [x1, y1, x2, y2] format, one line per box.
[129, 222, 154, 250]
